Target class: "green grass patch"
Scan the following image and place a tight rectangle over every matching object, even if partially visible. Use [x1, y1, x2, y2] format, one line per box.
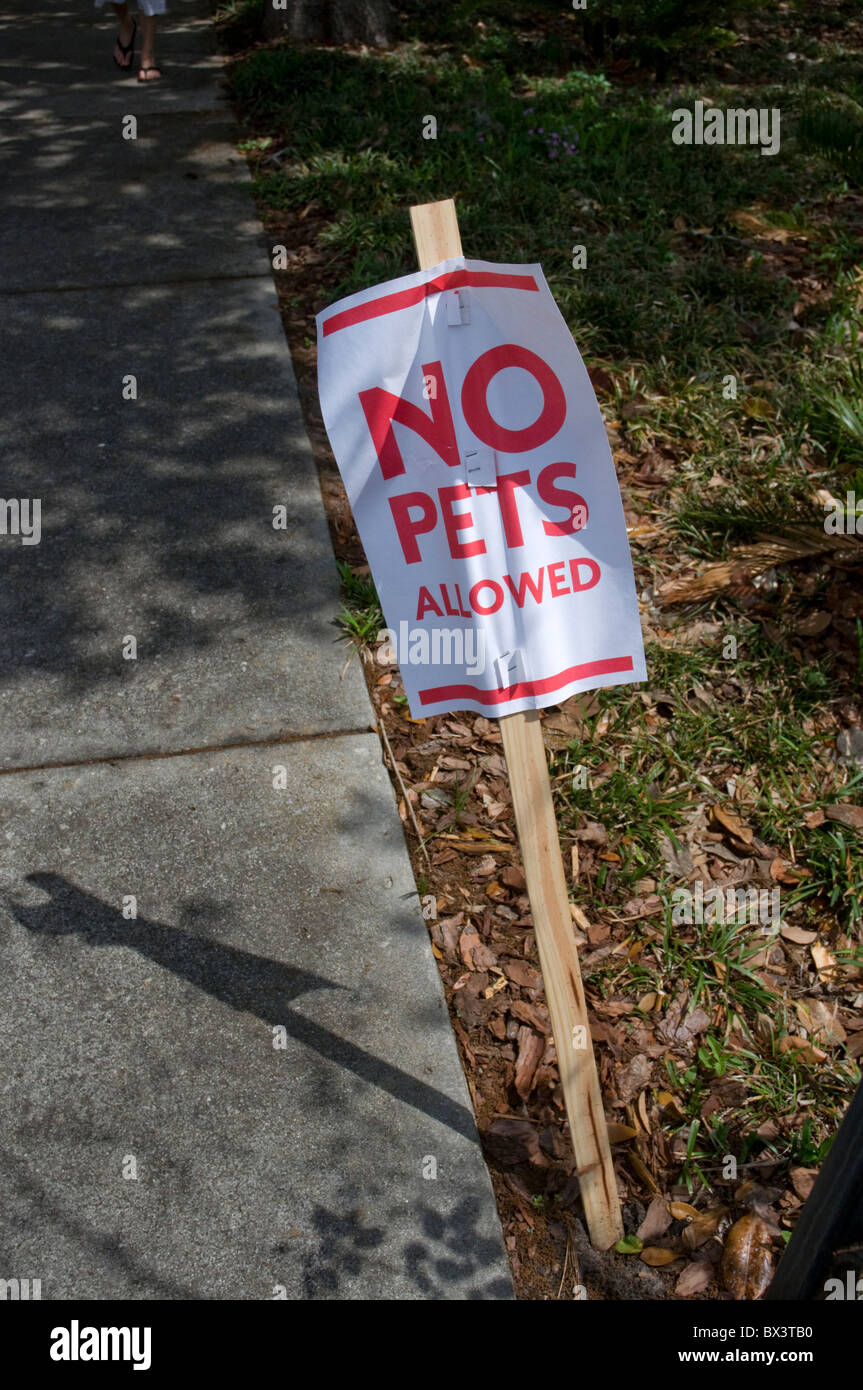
[226, 0, 863, 1191]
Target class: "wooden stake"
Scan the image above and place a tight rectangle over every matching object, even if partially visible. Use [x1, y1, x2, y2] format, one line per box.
[409, 198, 623, 1250]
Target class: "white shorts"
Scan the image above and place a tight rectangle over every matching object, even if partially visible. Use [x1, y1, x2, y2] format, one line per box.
[95, 0, 166, 14]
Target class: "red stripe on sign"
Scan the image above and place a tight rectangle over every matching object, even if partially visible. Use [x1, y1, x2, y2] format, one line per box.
[418, 656, 635, 707]
[321, 270, 539, 336]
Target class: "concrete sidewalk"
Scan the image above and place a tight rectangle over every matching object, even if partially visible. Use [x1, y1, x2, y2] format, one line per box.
[0, 2, 512, 1299]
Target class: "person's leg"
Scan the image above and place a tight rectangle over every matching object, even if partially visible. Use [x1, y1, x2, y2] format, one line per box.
[110, 1, 136, 69]
[138, 14, 159, 79]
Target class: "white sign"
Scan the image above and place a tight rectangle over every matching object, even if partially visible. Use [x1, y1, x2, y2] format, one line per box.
[316, 257, 646, 718]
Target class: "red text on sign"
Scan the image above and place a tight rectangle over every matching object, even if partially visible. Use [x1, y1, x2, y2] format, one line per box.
[388, 462, 588, 564]
[416, 557, 601, 620]
[359, 343, 567, 482]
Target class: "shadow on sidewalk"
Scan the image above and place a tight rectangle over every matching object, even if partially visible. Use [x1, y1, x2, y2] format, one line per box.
[7, 871, 478, 1143]
[0, 1141, 199, 1300]
[299, 1195, 513, 1299]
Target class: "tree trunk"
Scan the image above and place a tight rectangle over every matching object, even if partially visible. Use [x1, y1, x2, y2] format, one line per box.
[262, 0, 393, 47]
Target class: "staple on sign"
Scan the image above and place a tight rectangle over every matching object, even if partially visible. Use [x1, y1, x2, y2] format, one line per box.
[463, 446, 496, 488]
[444, 287, 470, 325]
[494, 648, 526, 689]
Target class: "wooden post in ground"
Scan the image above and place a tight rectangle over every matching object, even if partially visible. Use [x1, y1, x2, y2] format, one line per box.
[409, 198, 624, 1251]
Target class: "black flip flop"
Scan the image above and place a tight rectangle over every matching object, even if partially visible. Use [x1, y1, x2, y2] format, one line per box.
[137, 65, 164, 83]
[113, 18, 137, 69]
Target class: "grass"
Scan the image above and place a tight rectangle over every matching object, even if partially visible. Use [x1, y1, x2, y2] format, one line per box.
[553, 634, 852, 888]
[809, 356, 863, 471]
[550, 613, 861, 1173]
[232, 46, 814, 366]
[334, 560, 382, 644]
[225, 0, 863, 1198]
[799, 96, 863, 186]
[553, 621, 862, 1161]
[229, 7, 863, 522]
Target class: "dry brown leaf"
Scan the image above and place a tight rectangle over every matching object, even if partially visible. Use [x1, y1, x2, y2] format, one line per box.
[576, 820, 609, 845]
[443, 828, 516, 855]
[657, 1091, 688, 1123]
[453, 972, 490, 1029]
[790, 1167, 818, 1201]
[637, 1195, 673, 1241]
[683, 1206, 728, 1251]
[637, 1088, 651, 1133]
[587, 365, 617, 396]
[795, 998, 847, 1046]
[607, 1121, 638, 1145]
[770, 857, 809, 884]
[549, 692, 600, 722]
[778, 1034, 828, 1063]
[437, 912, 464, 962]
[587, 918, 612, 946]
[593, 996, 634, 1017]
[446, 838, 516, 856]
[811, 942, 840, 982]
[735, 1179, 782, 1222]
[675, 1261, 714, 1297]
[616, 1053, 652, 1104]
[543, 712, 587, 741]
[711, 804, 754, 844]
[670, 1202, 700, 1221]
[796, 610, 832, 637]
[483, 1118, 541, 1167]
[658, 1002, 710, 1045]
[514, 1027, 546, 1100]
[780, 924, 818, 945]
[720, 1214, 774, 1299]
[742, 395, 775, 421]
[640, 1246, 681, 1267]
[729, 210, 794, 241]
[824, 803, 863, 832]
[459, 930, 497, 973]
